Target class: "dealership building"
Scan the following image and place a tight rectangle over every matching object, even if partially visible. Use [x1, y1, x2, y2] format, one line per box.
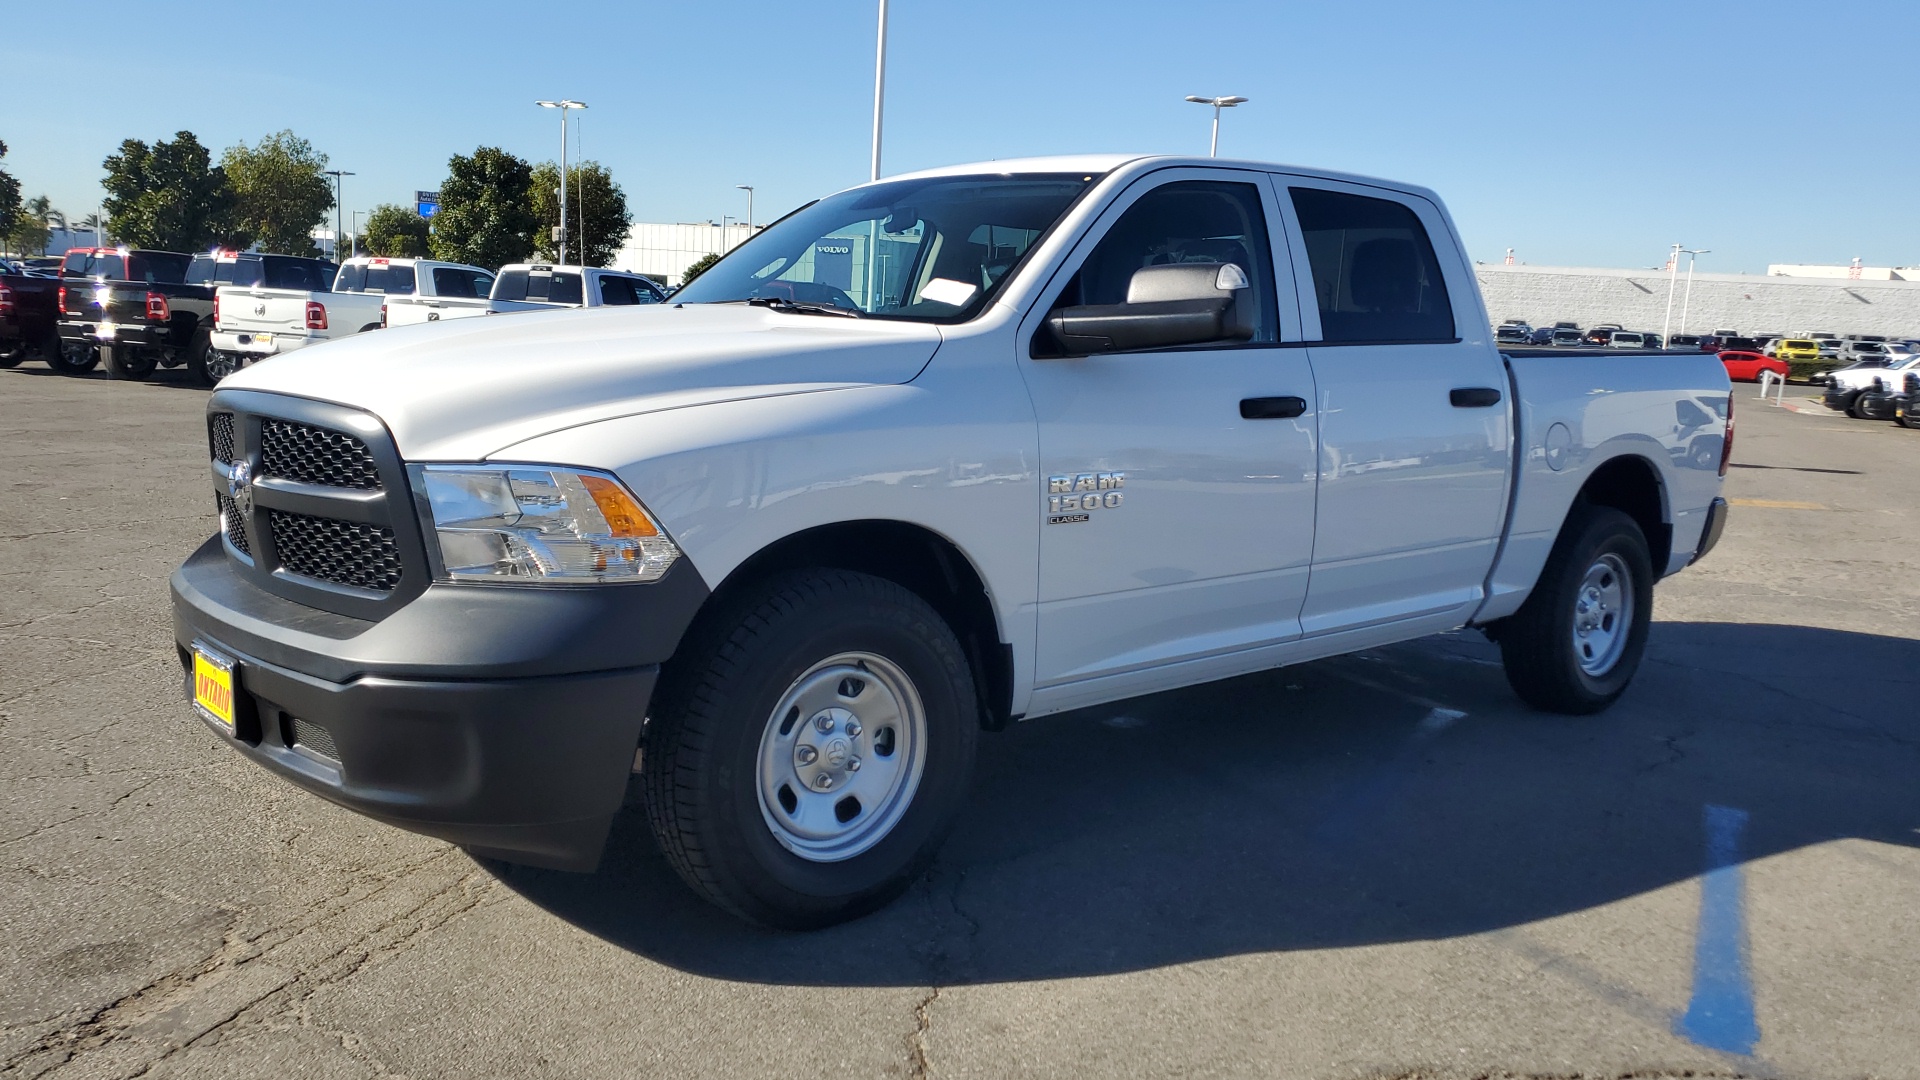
[1475, 262, 1920, 338]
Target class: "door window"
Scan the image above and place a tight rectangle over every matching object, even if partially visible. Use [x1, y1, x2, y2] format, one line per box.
[431, 267, 492, 299]
[1050, 180, 1278, 347]
[1290, 187, 1454, 343]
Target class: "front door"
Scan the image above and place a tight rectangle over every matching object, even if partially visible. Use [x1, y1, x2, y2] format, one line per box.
[1017, 168, 1320, 713]
[1276, 178, 1512, 636]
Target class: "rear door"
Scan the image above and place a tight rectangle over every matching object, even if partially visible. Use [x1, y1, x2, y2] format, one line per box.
[1276, 177, 1512, 636]
[1019, 167, 1320, 705]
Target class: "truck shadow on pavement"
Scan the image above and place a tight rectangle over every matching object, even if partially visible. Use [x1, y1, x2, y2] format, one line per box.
[489, 621, 1920, 986]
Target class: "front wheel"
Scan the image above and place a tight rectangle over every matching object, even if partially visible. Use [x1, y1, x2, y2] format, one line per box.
[1496, 506, 1654, 715]
[641, 569, 978, 929]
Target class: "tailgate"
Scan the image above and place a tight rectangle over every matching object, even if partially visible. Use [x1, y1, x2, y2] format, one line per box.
[215, 287, 312, 334]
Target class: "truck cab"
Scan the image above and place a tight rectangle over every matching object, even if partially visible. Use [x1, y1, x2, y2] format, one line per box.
[486, 264, 666, 313]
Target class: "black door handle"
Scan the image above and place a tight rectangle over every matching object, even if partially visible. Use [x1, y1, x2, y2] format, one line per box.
[1450, 387, 1503, 408]
[1240, 396, 1307, 419]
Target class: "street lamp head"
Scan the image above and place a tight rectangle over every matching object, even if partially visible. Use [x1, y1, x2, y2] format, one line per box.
[1218, 96, 1248, 106]
[736, 185, 753, 191]
[1186, 95, 1248, 107]
[536, 100, 588, 109]
[1184, 95, 1211, 104]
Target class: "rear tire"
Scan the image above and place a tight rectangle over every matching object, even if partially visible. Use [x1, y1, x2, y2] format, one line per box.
[50, 338, 99, 375]
[0, 340, 23, 368]
[1496, 506, 1654, 715]
[1848, 391, 1875, 419]
[103, 345, 157, 381]
[186, 334, 238, 387]
[641, 569, 978, 929]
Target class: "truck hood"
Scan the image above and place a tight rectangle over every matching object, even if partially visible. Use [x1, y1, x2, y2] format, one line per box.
[221, 303, 943, 459]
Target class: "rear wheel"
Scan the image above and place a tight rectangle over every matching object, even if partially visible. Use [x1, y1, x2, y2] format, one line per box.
[641, 569, 978, 929]
[103, 345, 157, 381]
[50, 338, 99, 375]
[185, 334, 239, 387]
[1496, 506, 1654, 715]
[0, 339, 23, 368]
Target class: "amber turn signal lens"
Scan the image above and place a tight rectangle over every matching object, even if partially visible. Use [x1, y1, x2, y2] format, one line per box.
[579, 474, 659, 538]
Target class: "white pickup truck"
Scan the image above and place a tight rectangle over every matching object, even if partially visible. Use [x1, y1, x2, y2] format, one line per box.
[485, 263, 666, 313]
[366, 258, 497, 328]
[208, 255, 493, 374]
[171, 155, 1731, 928]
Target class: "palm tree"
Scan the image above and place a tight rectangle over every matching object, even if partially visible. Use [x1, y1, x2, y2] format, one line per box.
[78, 212, 104, 245]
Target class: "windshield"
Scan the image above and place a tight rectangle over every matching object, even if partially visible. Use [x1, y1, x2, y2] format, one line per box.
[671, 172, 1097, 320]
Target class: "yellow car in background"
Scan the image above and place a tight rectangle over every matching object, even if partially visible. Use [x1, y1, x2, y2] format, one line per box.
[1776, 338, 1821, 362]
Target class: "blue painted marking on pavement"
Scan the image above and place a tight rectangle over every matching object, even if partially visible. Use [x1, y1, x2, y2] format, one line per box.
[1676, 804, 1760, 1055]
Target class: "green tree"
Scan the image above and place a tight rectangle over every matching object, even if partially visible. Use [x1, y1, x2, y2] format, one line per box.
[223, 131, 333, 257]
[0, 140, 20, 255]
[680, 252, 721, 285]
[529, 160, 632, 267]
[363, 203, 431, 258]
[429, 147, 536, 270]
[8, 195, 52, 255]
[101, 131, 237, 251]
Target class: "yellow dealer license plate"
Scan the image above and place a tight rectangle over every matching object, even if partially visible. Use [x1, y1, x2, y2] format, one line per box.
[192, 646, 236, 729]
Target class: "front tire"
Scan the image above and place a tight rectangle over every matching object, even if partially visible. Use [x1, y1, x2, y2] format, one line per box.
[1496, 506, 1654, 715]
[641, 569, 978, 929]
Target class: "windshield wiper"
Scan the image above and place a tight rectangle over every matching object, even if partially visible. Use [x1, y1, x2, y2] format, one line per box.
[744, 296, 864, 319]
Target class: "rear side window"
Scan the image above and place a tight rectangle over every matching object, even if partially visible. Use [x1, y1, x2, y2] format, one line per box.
[186, 255, 216, 285]
[546, 272, 583, 305]
[599, 275, 640, 305]
[1290, 187, 1455, 343]
[133, 252, 191, 283]
[91, 255, 125, 280]
[61, 252, 90, 277]
[431, 267, 492, 299]
[215, 259, 264, 287]
[492, 270, 529, 301]
[264, 258, 331, 292]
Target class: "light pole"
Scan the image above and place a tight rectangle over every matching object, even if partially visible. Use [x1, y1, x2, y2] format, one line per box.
[1677, 248, 1710, 337]
[351, 210, 365, 258]
[1661, 242, 1684, 343]
[536, 100, 587, 264]
[736, 185, 754, 231]
[1184, 95, 1248, 157]
[323, 170, 354, 261]
[871, 0, 888, 181]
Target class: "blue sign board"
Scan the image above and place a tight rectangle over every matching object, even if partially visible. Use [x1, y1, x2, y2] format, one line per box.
[416, 190, 440, 218]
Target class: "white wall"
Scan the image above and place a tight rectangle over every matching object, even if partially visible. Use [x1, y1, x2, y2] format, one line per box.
[1475, 263, 1920, 338]
[611, 222, 759, 285]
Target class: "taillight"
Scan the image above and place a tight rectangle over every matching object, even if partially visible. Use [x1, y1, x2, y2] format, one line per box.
[212, 293, 220, 328]
[0, 285, 13, 318]
[380, 302, 387, 328]
[145, 292, 170, 322]
[305, 301, 328, 330]
[1719, 392, 1734, 478]
[57, 285, 68, 315]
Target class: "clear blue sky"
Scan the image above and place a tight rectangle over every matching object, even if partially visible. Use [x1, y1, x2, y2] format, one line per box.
[3, 0, 1913, 273]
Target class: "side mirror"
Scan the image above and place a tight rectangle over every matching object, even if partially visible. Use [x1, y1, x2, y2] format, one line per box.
[1043, 263, 1254, 356]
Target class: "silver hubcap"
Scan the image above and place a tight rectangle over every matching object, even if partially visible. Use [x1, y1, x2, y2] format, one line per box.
[1572, 553, 1633, 676]
[756, 652, 926, 862]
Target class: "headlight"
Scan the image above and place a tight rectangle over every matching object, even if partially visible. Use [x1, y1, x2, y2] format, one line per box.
[412, 464, 681, 584]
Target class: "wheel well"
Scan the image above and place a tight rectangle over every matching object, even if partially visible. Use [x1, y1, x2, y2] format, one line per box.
[1576, 455, 1670, 573]
[689, 521, 1015, 730]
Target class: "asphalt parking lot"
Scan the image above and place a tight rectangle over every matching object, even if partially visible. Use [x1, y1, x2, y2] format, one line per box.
[2, 367, 1916, 1080]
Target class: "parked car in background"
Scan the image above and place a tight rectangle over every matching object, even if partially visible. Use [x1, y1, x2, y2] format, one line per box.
[22, 256, 62, 275]
[1839, 340, 1889, 364]
[1816, 338, 1845, 359]
[1718, 350, 1789, 383]
[1583, 327, 1616, 346]
[0, 267, 62, 368]
[1527, 326, 1555, 345]
[51, 247, 213, 380]
[1822, 354, 1920, 417]
[1667, 334, 1702, 350]
[1495, 323, 1532, 344]
[1773, 338, 1819, 362]
[1607, 331, 1649, 349]
[204, 253, 354, 381]
[359, 258, 498, 327]
[1855, 369, 1918, 424]
[486, 264, 667, 313]
[1549, 328, 1584, 347]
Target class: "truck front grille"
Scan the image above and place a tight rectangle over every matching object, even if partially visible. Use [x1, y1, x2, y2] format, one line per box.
[204, 393, 422, 616]
[268, 511, 403, 591]
[218, 494, 250, 556]
[261, 419, 381, 490]
[209, 413, 236, 464]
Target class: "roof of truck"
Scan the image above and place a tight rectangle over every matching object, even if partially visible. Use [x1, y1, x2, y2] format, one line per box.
[879, 155, 1443, 206]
